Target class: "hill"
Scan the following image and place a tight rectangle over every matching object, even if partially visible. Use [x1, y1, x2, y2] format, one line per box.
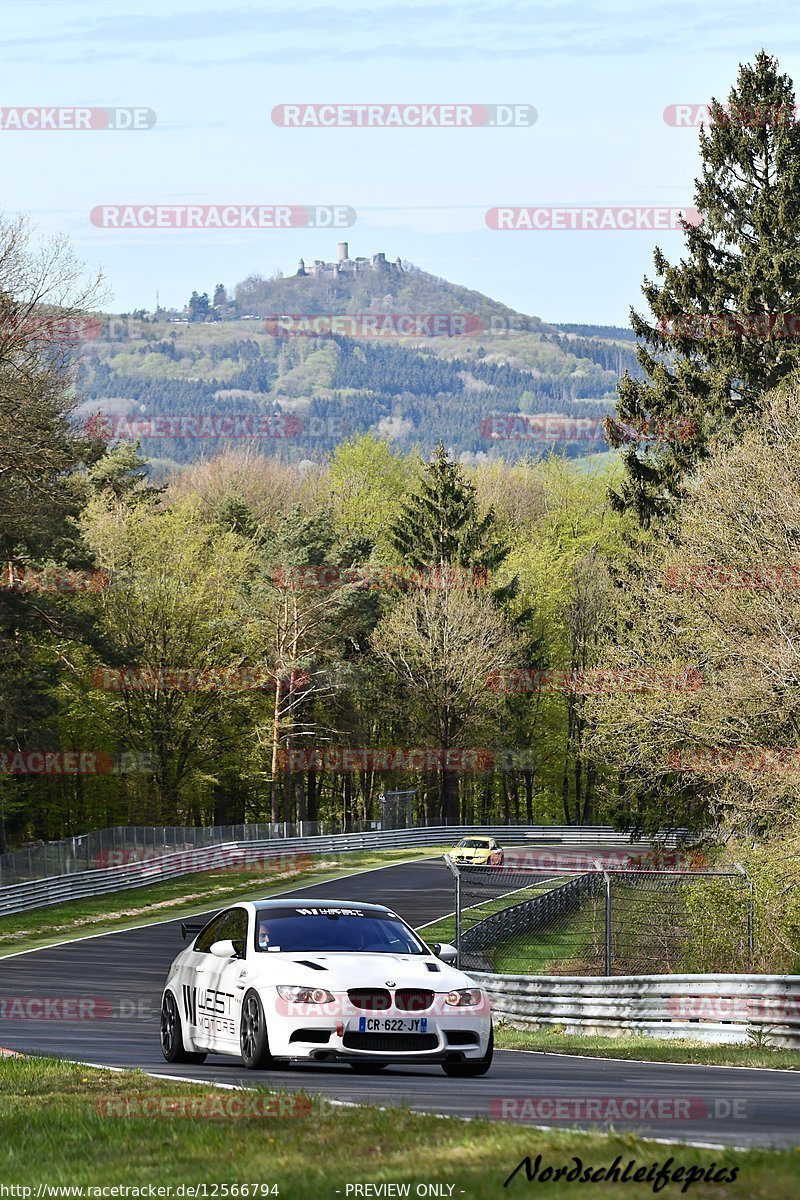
[75, 254, 643, 468]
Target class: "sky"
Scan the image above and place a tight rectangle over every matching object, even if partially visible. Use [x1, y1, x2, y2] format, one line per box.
[3, 1, 800, 324]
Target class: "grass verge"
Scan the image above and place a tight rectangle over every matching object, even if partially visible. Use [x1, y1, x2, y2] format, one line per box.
[0, 848, 449, 957]
[419, 874, 568, 950]
[495, 1024, 800, 1070]
[0, 1055, 794, 1197]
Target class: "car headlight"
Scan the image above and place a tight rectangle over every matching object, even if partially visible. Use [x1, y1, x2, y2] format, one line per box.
[445, 988, 483, 1007]
[276, 985, 335, 1004]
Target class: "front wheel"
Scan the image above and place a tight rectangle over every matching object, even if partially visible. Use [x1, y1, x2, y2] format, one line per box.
[240, 990, 274, 1069]
[442, 1024, 493, 1077]
[160, 991, 207, 1064]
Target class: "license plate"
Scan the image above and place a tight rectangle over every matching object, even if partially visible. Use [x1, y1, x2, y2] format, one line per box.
[357, 1017, 428, 1033]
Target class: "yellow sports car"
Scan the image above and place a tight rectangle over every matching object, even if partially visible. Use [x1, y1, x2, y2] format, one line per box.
[449, 836, 504, 866]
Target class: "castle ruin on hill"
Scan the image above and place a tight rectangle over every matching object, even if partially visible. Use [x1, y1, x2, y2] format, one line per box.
[296, 243, 404, 279]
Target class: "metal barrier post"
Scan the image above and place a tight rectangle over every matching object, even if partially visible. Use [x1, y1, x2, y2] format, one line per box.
[442, 854, 461, 968]
[604, 872, 612, 976]
[735, 864, 755, 966]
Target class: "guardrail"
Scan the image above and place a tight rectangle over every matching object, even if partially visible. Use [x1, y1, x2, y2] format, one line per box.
[460, 873, 601, 969]
[0, 826, 685, 916]
[469, 971, 800, 1048]
[0, 821, 688, 887]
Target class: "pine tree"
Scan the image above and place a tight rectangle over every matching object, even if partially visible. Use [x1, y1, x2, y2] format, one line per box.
[389, 442, 508, 576]
[610, 52, 800, 526]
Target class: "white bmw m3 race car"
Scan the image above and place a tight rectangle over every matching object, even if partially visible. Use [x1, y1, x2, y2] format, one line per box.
[160, 898, 493, 1075]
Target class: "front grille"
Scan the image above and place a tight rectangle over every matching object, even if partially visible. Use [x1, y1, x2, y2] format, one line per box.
[342, 1032, 439, 1053]
[348, 988, 391, 1011]
[395, 988, 434, 1012]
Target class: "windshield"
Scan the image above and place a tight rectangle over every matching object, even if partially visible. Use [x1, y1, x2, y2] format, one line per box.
[254, 906, 426, 954]
[457, 839, 490, 849]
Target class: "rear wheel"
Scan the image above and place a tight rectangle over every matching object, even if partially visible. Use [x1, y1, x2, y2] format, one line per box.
[240, 990, 273, 1069]
[160, 991, 207, 1064]
[442, 1024, 493, 1077]
[349, 1062, 388, 1073]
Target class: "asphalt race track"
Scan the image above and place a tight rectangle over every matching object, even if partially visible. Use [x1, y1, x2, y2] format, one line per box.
[2, 854, 799, 1149]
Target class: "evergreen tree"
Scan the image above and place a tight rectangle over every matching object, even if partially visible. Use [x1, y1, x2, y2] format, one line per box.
[188, 291, 211, 322]
[611, 52, 800, 526]
[390, 442, 508, 576]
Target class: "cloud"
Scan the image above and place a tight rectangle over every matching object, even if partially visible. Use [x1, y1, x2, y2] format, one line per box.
[3, 1, 796, 63]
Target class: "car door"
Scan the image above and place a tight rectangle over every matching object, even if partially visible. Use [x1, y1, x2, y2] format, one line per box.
[189, 907, 248, 1052]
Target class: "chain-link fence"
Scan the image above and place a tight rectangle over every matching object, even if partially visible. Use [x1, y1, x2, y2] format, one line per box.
[442, 862, 754, 976]
[0, 822, 655, 887]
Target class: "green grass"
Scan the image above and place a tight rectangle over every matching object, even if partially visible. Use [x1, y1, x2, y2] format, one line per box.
[492, 902, 602, 974]
[495, 1024, 800, 1070]
[1, 1056, 796, 1196]
[0, 848, 450, 957]
[419, 875, 567, 950]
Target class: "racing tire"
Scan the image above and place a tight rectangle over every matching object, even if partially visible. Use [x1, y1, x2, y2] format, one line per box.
[160, 991, 207, 1064]
[348, 1062, 389, 1073]
[240, 989, 274, 1069]
[441, 1023, 493, 1077]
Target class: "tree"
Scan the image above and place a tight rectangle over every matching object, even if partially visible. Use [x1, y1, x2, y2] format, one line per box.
[498, 457, 634, 824]
[589, 381, 800, 836]
[0, 216, 105, 852]
[250, 508, 379, 825]
[77, 496, 258, 823]
[611, 52, 800, 526]
[213, 284, 228, 310]
[372, 584, 517, 824]
[390, 442, 508, 576]
[327, 433, 415, 547]
[188, 291, 211, 322]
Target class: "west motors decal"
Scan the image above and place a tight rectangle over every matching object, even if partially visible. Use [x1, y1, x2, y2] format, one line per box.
[183, 985, 236, 1037]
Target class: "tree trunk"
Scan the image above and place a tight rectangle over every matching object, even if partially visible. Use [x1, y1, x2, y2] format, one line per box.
[523, 768, 534, 822]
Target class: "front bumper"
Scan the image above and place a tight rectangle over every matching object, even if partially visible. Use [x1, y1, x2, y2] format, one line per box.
[266, 997, 491, 1062]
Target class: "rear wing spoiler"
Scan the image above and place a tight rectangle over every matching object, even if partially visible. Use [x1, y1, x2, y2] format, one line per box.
[180, 921, 205, 942]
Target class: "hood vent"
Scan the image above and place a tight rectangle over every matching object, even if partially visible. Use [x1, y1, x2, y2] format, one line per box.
[425, 961, 441, 972]
[294, 959, 328, 970]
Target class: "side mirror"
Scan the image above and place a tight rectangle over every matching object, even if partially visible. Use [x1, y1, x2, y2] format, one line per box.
[433, 942, 458, 964]
[209, 939, 238, 959]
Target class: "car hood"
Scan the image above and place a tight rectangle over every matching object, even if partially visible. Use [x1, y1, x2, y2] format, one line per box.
[248, 952, 475, 991]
